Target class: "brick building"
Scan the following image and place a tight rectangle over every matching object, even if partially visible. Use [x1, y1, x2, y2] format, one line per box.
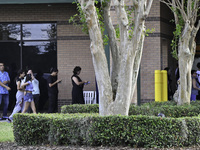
[0, 0, 179, 111]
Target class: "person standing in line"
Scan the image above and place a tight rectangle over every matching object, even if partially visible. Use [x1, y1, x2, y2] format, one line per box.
[0, 63, 11, 120]
[47, 68, 61, 113]
[21, 73, 37, 113]
[71, 66, 88, 104]
[8, 69, 25, 122]
[191, 70, 200, 101]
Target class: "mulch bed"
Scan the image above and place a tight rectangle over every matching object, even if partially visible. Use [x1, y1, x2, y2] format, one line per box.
[0, 142, 200, 150]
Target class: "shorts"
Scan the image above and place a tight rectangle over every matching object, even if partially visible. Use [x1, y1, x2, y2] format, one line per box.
[24, 93, 33, 102]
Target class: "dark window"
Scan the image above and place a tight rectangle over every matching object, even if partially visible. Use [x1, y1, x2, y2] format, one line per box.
[22, 41, 57, 73]
[0, 24, 20, 41]
[0, 23, 57, 72]
[0, 42, 21, 68]
[0, 23, 57, 111]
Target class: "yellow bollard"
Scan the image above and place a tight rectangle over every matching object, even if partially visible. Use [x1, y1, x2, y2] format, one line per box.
[155, 70, 162, 102]
[161, 70, 168, 101]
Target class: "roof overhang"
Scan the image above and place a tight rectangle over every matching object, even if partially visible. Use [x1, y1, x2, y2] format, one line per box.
[0, 0, 74, 4]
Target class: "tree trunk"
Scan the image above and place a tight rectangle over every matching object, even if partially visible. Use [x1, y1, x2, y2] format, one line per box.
[178, 45, 192, 105]
[177, 22, 193, 105]
[78, 0, 153, 116]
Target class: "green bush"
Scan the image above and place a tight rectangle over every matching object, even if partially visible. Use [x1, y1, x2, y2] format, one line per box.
[61, 102, 200, 118]
[141, 101, 200, 107]
[14, 113, 200, 148]
[129, 105, 200, 118]
[13, 114, 52, 145]
[61, 104, 99, 114]
[13, 113, 97, 146]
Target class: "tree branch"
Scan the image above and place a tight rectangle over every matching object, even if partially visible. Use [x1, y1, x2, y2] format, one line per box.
[133, 0, 138, 7]
[160, 0, 179, 24]
[190, 20, 200, 54]
[103, 0, 120, 100]
[144, 0, 153, 19]
[132, 1, 146, 48]
[175, 0, 187, 21]
[187, 0, 190, 18]
[114, 0, 129, 45]
[130, 29, 145, 101]
[190, 0, 199, 25]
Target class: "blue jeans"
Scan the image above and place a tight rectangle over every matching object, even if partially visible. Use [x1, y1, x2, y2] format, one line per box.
[0, 94, 9, 117]
[191, 94, 196, 101]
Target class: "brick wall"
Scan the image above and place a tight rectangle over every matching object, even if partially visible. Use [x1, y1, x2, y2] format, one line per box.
[140, 1, 161, 101]
[0, 4, 94, 110]
[0, 2, 175, 111]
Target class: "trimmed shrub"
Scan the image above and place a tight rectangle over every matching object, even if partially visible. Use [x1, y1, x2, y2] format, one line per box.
[13, 113, 97, 146]
[184, 117, 200, 146]
[13, 113, 51, 145]
[61, 103, 200, 118]
[141, 101, 200, 107]
[13, 113, 200, 148]
[129, 105, 200, 118]
[61, 104, 99, 114]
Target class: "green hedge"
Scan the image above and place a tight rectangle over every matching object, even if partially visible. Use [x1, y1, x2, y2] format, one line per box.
[13, 113, 97, 145]
[61, 102, 200, 118]
[61, 104, 99, 114]
[13, 113, 200, 148]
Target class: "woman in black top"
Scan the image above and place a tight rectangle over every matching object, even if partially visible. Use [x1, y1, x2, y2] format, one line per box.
[47, 68, 62, 113]
[71, 66, 88, 104]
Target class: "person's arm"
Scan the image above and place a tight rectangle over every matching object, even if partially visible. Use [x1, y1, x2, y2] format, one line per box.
[21, 82, 30, 88]
[3, 80, 10, 84]
[3, 72, 10, 85]
[0, 81, 11, 91]
[49, 79, 62, 87]
[72, 77, 87, 86]
[16, 81, 24, 90]
[193, 78, 200, 90]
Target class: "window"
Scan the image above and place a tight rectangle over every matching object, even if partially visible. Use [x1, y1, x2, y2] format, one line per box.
[0, 23, 57, 72]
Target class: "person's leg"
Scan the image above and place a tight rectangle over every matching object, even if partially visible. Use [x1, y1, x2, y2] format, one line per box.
[9, 92, 24, 120]
[54, 93, 58, 113]
[194, 95, 197, 101]
[9, 102, 22, 120]
[191, 94, 196, 101]
[3, 94, 9, 118]
[48, 93, 56, 113]
[0, 94, 2, 105]
[33, 94, 40, 111]
[0, 94, 3, 119]
[30, 101, 37, 114]
[21, 100, 25, 112]
[22, 102, 30, 113]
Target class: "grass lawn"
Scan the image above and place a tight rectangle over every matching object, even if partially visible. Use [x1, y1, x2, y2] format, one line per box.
[0, 122, 14, 142]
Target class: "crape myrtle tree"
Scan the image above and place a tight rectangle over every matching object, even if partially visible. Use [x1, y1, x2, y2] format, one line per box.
[160, 0, 200, 105]
[70, 0, 153, 115]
